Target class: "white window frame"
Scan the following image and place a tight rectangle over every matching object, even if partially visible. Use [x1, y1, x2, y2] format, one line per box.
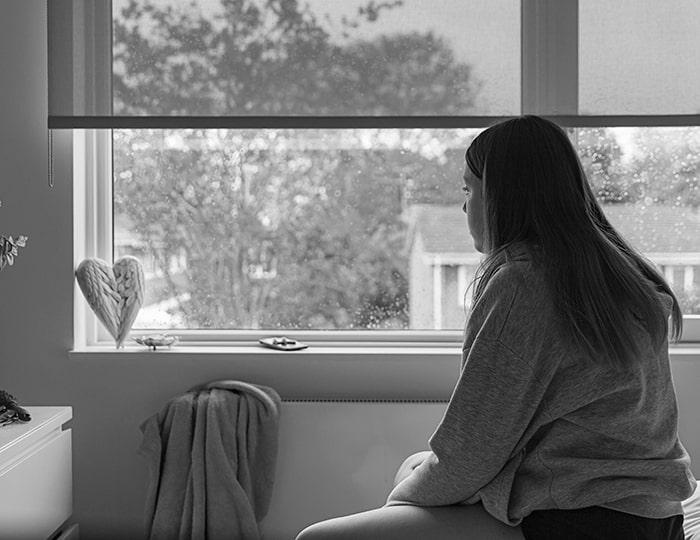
[74, 0, 700, 347]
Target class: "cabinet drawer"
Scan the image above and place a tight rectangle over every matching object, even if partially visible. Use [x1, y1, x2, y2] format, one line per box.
[0, 429, 72, 540]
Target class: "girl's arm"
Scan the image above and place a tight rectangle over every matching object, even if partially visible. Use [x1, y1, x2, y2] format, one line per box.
[393, 450, 433, 488]
[385, 337, 549, 507]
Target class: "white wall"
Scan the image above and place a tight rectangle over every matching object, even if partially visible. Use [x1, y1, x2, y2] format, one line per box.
[0, 4, 698, 539]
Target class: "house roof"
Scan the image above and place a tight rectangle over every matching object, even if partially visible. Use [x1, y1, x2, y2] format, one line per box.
[407, 204, 700, 255]
[404, 204, 476, 255]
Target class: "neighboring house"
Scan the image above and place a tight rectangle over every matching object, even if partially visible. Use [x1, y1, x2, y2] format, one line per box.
[404, 205, 481, 330]
[406, 204, 700, 330]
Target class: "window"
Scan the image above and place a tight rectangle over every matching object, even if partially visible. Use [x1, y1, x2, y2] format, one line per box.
[113, 128, 482, 331]
[51, 0, 700, 344]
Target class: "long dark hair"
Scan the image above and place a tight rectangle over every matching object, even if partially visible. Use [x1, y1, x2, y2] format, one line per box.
[465, 115, 682, 370]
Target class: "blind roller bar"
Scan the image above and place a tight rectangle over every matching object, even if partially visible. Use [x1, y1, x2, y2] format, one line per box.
[48, 114, 700, 130]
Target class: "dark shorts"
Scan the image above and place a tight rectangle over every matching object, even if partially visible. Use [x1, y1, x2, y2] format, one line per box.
[521, 506, 684, 540]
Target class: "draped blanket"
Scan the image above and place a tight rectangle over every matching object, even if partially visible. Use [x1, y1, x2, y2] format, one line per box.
[138, 380, 282, 540]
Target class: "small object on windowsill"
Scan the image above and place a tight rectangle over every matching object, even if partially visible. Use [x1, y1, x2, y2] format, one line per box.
[134, 334, 180, 351]
[0, 389, 31, 427]
[259, 336, 309, 351]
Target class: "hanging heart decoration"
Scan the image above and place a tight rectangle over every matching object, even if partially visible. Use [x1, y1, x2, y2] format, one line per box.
[75, 256, 145, 348]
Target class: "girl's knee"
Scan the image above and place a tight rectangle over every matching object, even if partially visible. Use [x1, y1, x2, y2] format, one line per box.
[295, 521, 331, 540]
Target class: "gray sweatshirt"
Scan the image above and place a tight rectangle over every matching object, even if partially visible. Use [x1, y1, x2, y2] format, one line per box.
[386, 256, 697, 526]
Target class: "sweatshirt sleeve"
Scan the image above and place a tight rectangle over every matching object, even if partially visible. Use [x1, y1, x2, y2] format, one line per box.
[386, 270, 550, 507]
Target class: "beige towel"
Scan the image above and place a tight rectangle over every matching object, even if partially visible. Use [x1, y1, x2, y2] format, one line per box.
[139, 380, 282, 540]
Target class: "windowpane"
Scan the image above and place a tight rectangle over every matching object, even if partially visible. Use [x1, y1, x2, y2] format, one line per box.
[573, 127, 700, 315]
[579, 0, 700, 115]
[113, 128, 479, 330]
[114, 127, 700, 331]
[112, 0, 520, 116]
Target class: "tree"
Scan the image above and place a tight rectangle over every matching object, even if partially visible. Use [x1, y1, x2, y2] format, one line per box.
[112, 0, 481, 329]
[113, 0, 477, 116]
[575, 128, 633, 204]
[112, 0, 487, 329]
[628, 127, 700, 208]
[114, 126, 477, 328]
[573, 127, 700, 314]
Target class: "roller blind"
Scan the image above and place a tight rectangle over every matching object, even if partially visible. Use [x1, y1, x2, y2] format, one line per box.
[48, 0, 112, 123]
[47, 0, 520, 128]
[579, 0, 700, 116]
[47, 0, 700, 129]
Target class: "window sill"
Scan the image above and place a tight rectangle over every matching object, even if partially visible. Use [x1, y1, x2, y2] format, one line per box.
[69, 342, 462, 357]
[669, 344, 700, 358]
[68, 342, 700, 358]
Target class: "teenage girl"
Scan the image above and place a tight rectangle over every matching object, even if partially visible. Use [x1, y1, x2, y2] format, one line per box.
[296, 115, 697, 540]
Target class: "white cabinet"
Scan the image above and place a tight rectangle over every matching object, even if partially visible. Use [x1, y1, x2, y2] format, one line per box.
[0, 406, 74, 540]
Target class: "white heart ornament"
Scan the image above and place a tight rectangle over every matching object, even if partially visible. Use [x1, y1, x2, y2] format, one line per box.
[75, 256, 145, 348]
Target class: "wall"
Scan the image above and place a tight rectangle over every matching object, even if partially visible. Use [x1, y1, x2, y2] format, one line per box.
[408, 235, 433, 328]
[0, 4, 698, 540]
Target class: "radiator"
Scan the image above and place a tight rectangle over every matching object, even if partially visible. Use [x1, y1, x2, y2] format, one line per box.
[263, 400, 448, 539]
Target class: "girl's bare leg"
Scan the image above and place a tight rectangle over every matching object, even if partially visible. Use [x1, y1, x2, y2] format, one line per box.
[295, 503, 524, 540]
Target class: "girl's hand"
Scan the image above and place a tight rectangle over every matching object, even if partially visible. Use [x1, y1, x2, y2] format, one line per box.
[392, 450, 432, 488]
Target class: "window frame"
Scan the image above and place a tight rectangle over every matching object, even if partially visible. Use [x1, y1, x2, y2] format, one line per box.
[73, 0, 700, 347]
